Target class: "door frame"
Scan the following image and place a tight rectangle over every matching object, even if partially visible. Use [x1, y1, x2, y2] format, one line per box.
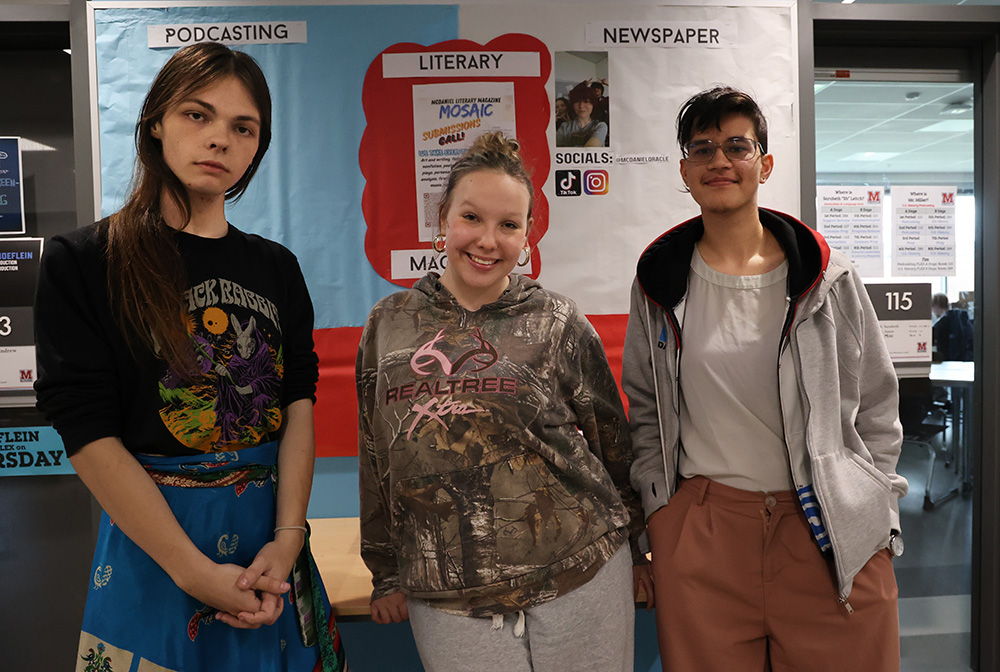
[800, 5, 1000, 670]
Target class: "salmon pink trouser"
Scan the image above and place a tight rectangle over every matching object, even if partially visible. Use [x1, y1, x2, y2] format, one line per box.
[648, 476, 899, 672]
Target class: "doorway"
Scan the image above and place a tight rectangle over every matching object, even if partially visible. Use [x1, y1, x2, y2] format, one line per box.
[817, 72, 976, 672]
[812, 12, 1000, 668]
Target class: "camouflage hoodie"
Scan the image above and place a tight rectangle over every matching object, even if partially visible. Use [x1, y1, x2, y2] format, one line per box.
[358, 273, 645, 617]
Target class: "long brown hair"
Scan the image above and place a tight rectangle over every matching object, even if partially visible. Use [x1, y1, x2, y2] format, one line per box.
[107, 42, 272, 376]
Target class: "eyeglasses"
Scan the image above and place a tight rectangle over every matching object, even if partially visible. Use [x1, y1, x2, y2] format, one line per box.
[681, 137, 762, 164]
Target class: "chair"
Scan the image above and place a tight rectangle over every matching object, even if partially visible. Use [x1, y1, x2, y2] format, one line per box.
[898, 377, 960, 511]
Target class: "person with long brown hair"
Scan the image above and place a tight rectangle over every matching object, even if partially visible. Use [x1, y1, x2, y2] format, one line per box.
[357, 131, 651, 672]
[34, 42, 346, 671]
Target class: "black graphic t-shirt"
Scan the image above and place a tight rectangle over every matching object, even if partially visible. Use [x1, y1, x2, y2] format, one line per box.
[35, 220, 318, 457]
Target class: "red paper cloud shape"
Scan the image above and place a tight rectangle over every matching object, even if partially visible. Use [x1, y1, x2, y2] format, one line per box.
[360, 34, 552, 288]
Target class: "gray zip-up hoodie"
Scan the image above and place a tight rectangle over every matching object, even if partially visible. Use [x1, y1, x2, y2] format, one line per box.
[624, 208, 907, 601]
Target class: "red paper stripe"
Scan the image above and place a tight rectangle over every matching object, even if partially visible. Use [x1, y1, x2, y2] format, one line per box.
[313, 327, 363, 457]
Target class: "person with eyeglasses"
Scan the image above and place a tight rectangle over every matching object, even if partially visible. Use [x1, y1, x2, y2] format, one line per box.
[622, 86, 906, 670]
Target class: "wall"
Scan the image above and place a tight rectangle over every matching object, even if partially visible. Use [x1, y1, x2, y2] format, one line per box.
[0, 19, 96, 670]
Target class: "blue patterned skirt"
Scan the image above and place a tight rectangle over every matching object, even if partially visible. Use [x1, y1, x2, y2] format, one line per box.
[75, 442, 347, 672]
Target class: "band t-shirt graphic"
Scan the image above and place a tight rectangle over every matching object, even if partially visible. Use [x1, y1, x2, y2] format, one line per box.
[158, 283, 284, 452]
[156, 229, 319, 453]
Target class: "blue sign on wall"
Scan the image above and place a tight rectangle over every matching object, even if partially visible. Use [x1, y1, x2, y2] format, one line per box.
[0, 137, 25, 235]
[0, 427, 74, 476]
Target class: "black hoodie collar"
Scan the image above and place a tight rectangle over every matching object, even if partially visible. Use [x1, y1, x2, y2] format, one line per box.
[635, 208, 830, 311]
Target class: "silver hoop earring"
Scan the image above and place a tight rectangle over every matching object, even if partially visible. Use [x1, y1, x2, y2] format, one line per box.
[517, 246, 531, 268]
[432, 234, 446, 254]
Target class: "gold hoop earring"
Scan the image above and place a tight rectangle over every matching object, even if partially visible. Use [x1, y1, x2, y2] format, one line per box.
[432, 234, 446, 254]
[517, 246, 531, 268]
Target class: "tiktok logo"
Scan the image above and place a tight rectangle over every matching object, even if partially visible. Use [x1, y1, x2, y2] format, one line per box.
[556, 170, 582, 197]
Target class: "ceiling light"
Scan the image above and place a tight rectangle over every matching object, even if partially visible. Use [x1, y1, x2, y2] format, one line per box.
[942, 101, 972, 115]
[917, 120, 974, 132]
[840, 152, 900, 162]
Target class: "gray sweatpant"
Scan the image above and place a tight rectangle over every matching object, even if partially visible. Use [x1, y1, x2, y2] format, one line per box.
[407, 543, 634, 672]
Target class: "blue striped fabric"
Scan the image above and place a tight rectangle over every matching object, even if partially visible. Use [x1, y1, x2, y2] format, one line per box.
[797, 484, 832, 553]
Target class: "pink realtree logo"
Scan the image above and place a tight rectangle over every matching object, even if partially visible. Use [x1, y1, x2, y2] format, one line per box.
[403, 328, 503, 438]
[406, 397, 484, 439]
[410, 328, 498, 376]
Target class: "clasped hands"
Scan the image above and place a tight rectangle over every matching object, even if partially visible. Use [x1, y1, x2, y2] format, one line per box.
[178, 538, 301, 630]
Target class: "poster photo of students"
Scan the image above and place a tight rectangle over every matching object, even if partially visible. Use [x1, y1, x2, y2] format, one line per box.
[555, 51, 610, 148]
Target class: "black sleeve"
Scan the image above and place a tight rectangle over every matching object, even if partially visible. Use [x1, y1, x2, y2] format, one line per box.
[33, 232, 123, 456]
[961, 315, 974, 361]
[932, 314, 950, 362]
[279, 250, 319, 407]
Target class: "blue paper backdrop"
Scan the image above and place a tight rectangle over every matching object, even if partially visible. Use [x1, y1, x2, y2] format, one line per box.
[95, 5, 458, 329]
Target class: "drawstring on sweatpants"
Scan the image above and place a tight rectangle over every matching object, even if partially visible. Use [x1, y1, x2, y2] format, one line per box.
[514, 610, 526, 637]
[490, 611, 527, 638]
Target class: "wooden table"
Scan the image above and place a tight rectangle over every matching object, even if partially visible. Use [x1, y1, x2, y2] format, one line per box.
[308, 517, 373, 619]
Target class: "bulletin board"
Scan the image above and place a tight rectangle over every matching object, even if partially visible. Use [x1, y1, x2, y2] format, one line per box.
[87, 0, 800, 456]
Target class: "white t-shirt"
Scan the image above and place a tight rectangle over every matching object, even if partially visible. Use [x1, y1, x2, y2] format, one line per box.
[678, 247, 795, 493]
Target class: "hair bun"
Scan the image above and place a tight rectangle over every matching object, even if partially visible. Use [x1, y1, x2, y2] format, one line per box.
[436, 131, 535, 222]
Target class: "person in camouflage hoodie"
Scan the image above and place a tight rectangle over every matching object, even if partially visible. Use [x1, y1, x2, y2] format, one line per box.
[357, 132, 650, 672]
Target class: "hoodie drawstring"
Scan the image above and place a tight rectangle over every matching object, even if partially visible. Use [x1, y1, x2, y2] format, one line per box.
[514, 610, 526, 637]
[490, 611, 527, 638]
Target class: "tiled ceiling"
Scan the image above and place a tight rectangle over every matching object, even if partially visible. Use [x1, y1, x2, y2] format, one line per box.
[815, 79, 974, 187]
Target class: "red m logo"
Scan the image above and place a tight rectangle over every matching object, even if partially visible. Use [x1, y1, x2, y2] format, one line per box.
[942, 192, 955, 204]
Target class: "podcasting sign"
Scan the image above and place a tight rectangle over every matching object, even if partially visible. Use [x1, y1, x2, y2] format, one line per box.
[147, 21, 307, 48]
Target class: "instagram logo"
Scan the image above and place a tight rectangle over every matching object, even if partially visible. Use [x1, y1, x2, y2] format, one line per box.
[584, 170, 609, 195]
